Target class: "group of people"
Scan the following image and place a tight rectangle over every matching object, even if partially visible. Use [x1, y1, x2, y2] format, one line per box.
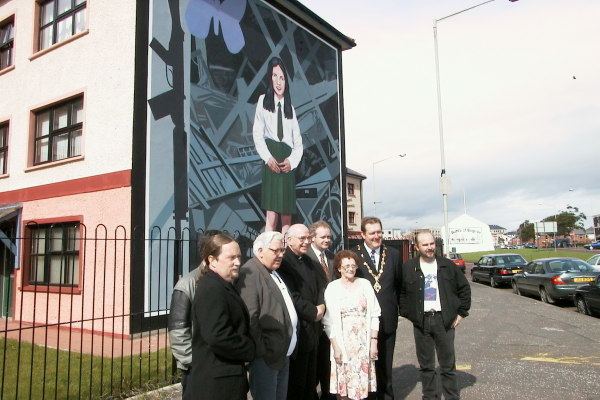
[168, 217, 471, 400]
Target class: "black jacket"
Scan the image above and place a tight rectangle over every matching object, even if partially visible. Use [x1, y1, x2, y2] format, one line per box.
[185, 270, 255, 400]
[399, 256, 471, 330]
[278, 249, 325, 353]
[353, 243, 402, 335]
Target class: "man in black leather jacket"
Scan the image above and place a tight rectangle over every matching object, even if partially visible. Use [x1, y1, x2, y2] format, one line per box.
[400, 230, 471, 400]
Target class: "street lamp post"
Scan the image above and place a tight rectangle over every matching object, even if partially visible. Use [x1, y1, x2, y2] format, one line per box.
[372, 154, 406, 215]
[433, 0, 518, 255]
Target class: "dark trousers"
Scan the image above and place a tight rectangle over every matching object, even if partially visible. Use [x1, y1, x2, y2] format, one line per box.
[413, 313, 459, 400]
[372, 331, 396, 400]
[288, 348, 318, 400]
[180, 368, 190, 395]
[316, 331, 335, 399]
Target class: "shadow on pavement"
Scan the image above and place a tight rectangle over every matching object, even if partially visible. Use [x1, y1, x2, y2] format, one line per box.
[393, 364, 477, 399]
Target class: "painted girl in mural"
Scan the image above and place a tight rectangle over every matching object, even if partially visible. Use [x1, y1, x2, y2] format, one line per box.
[252, 57, 303, 234]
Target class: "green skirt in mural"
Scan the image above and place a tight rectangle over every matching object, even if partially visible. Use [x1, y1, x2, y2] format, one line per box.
[261, 138, 296, 214]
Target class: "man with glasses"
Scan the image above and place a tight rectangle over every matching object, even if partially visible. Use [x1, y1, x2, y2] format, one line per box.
[279, 224, 326, 400]
[306, 220, 336, 399]
[237, 231, 298, 400]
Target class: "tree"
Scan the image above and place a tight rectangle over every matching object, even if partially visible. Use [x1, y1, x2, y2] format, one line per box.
[518, 220, 534, 242]
[542, 205, 586, 236]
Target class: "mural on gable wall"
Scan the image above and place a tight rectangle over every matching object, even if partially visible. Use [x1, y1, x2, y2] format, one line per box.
[145, 0, 343, 312]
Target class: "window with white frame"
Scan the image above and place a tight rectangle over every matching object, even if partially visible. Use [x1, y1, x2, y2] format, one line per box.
[0, 17, 14, 70]
[34, 96, 83, 164]
[28, 222, 80, 286]
[38, 0, 86, 51]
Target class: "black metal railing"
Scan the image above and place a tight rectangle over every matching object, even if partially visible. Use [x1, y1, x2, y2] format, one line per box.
[0, 223, 219, 399]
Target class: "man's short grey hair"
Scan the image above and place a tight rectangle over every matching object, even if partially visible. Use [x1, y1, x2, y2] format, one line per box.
[253, 231, 285, 255]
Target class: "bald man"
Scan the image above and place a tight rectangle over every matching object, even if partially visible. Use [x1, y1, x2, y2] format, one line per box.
[278, 224, 326, 400]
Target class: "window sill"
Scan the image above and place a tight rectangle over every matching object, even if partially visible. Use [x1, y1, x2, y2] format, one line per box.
[0, 65, 15, 77]
[20, 284, 82, 295]
[29, 30, 89, 61]
[25, 155, 84, 172]
[0, 173, 9, 179]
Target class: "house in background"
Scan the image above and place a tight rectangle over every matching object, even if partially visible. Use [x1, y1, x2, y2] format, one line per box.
[489, 224, 508, 247]
[346, 167, 366, 238]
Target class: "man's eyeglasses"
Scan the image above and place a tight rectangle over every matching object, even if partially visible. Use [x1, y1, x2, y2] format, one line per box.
[268, 248, 286, 255]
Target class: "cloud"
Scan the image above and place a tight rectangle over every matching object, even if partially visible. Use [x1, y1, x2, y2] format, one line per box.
[299, 0, 600, 231]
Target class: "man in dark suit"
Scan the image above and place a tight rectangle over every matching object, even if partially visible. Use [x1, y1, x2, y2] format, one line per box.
[353, 217, 402, 400]
[236, 231, 298, 400]
[306, 220, 336, 400]
[278, 224, 326, 400]
[185, 234, 255, 400]
[400, 230, 471, 400]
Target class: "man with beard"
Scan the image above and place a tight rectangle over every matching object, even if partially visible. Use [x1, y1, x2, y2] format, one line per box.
[353, 217, 402, 400]
[236, 231, 298, 400]
[400, 230, 471, 400]
[278, 224, 326, 400]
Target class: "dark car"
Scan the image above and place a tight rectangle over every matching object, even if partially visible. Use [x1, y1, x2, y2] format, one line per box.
[511, 258, 600, 304]
[523, 243, 537, 249]
[471, 254, 527, 288]
[574, 276, 600, 316]
[584, 241, 600, 250]
[449, 253, 466, 273]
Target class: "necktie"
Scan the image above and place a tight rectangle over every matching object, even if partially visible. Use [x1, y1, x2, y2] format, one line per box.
[371, 249, 377, 270]
[319, 252, 329, 281]
[277, 102, 283, 141]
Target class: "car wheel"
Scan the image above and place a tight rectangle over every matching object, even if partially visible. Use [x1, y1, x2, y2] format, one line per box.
[512, 281, 521, 295]
[576, 296, 590, 316]
[471, 273, 477, 283]
[539, 287, 555, 304]
[490, 276, 498, 288]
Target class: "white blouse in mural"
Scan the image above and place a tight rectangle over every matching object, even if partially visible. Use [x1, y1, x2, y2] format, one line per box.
[252, 94, 303, 169]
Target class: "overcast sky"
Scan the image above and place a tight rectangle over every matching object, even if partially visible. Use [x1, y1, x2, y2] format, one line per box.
[297, 0, 600, 232]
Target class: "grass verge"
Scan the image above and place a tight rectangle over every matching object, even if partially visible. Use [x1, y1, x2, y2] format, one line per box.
[0, 337, 175, 399]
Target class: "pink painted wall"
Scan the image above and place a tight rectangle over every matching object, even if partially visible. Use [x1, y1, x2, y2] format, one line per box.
[13, 187, 132, 335]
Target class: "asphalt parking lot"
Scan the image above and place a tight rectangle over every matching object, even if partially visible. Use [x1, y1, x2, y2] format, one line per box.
[392, 264, 600, 400]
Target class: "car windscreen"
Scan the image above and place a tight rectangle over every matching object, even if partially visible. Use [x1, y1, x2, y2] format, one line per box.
[547, 260, 595, 274]
[496, 255, 526, 265]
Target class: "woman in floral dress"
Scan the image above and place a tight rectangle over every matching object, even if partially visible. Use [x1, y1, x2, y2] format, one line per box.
[323, 250, 381, 400]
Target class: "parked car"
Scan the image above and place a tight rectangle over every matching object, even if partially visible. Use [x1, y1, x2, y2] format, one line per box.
[574, 276, 600, 316]
[523, 243, 538, 249]
[586, 254, 600, 270]
[584, 241, 600, 250]
[471, 254, 527, 288]
[511, 258, 600, 304]
[449, 253, 466, 273]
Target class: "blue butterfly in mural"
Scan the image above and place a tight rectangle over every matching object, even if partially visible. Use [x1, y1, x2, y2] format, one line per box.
[185, 0, 247, 54]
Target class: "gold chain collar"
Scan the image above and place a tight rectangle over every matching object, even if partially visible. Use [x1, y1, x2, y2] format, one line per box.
[357, 244, 387, 293]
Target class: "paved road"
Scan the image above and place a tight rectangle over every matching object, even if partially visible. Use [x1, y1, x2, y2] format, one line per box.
[392, 267, 600, 400]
